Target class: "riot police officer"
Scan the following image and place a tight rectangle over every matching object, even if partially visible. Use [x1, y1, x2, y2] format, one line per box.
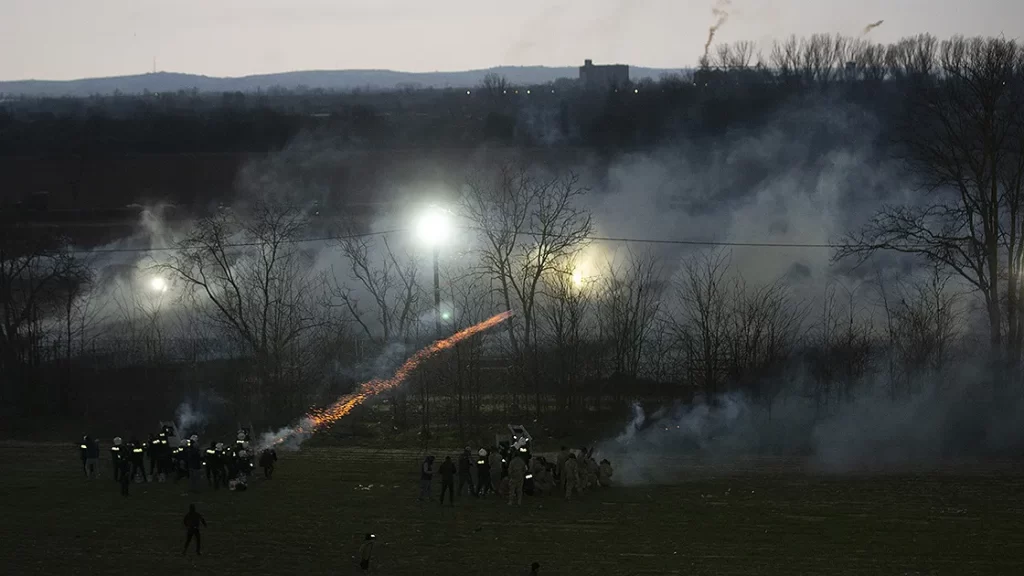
[110, 437, 124, 481]
[78, 435, 89, 476]
[147, 433, 161, 477]
[204, 442, 219, 488]
[128, 437, 147, 483]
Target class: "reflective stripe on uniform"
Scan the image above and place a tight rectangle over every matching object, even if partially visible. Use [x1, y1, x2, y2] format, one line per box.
[80, 444, 87, 449]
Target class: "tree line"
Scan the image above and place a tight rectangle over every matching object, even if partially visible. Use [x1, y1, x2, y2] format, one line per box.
[3, 34, 1024, 443]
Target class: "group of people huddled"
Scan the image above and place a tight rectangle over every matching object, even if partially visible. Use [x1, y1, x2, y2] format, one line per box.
[421, 444, 614, 506]
[79, 426, 279, 495]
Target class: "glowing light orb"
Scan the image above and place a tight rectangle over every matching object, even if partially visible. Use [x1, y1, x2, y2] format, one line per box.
[414, 206, 452, 247]
[571, 269, 583, 287]
[149, 277, 168, 293]
[441, 312, 451, 321]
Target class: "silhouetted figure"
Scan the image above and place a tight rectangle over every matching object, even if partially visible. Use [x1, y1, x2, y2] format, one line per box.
[359, 533, 375, 571]
[259, 448, 278, 478]
[475, 449, 492, 497]
[439, 456, 456, 505]
[119, 457, 132, 496]
[457, 447, 475, 497]
[85, 438, 100, 479]
[78, 435, 89, 476]
[204, 442, 219, 486]
[528, 561, 540, 575]
[110, 437, 124, 481]
[147, 434, 161, 476]
[419, 455, 434, 501]
[182, 504, 207, 556]
[128, 438, 148, 483]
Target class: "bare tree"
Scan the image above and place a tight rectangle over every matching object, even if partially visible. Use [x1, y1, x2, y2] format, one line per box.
[161, 201, 330, 420]
[461, 159, 593, 417]
[670, 250, 732, 399]
[837, 37, 1024, 376]
[332, 231, 421, 343]
[726, 278, 806, 415]
[540, 256, 592, 415]
[599, 250, 665, 380]
[0, 224, 84, 406]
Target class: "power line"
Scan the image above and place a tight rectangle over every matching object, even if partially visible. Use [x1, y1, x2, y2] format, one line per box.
[67, 227, 842, 256]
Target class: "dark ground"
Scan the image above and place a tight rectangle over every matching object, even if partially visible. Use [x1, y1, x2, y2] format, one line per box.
[1, 442, 1023, 575]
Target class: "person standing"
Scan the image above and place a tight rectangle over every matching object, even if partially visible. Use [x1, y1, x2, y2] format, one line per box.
[110, 437, 124, 482]
[129, 438, 148, 483]
[85, 437, 100, 479]
[118, 455, 132, 496]
[78, 435, 89, 477]
[181, 504, 207, 556]
[259, 448, 278, 479]
[457, 447, 475, 497]
[418, 455, 435, 501]
[488, 448, 502, 496]
[563, 453, 579, 500]
[438, 456, 456, 506]
[508, 454, 527, 505]
[187, 441, 203, 493]
[359, 533, 375, 572]
[475, 449, 492, 497]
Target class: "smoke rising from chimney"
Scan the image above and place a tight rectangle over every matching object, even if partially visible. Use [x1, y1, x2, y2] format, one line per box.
[704, 0, 732, 60]
[861, 20, 884, 37]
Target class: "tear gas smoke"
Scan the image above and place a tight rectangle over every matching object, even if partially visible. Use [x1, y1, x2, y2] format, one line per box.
[861, 20, 884, 37]
[596, 364, 1024, 484]
[704, 0, 732, 60]
[258, 311, 513, 451]
[175, 402, 207, 440]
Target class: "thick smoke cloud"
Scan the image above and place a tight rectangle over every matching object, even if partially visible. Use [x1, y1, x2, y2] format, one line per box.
[597, 361, 1024, 484]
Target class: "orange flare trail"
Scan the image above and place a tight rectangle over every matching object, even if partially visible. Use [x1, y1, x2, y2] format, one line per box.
[270, 311, 513, 446]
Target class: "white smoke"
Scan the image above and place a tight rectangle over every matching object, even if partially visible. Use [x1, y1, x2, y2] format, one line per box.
[175, 401, 208, 439]
[257, 416, 317, 452]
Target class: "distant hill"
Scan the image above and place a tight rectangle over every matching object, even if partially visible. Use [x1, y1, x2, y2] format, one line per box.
[0, 66, 686, 97]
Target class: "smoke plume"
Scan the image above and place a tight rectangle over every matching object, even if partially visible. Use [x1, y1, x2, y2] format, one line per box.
[861, 20, 884, 37]
[704, 0, 732, 60]
[175, 402, 208, 439]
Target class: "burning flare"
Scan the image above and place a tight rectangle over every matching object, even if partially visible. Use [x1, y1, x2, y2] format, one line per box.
[260, 311, 513, 449]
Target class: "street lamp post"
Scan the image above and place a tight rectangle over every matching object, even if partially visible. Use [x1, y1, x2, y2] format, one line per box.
[433, 246, 441, 336]
[415, 205, 452, 338]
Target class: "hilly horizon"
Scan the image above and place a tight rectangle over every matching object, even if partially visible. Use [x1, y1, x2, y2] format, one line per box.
[0, 65, 686, 98]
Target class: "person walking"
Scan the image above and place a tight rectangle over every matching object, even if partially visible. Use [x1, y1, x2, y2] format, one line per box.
[359, 533, 375, 572]
[181, 504, 207, 556]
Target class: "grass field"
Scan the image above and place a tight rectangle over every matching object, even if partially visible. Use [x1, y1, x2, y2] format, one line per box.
[2, 443, 1024, 575]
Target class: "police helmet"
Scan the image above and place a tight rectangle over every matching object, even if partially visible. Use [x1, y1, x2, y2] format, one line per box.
[216, 442, 224, 450]
[190, 434, 199, 443]
[478, 448, 488, 457]
[113, 437, 122, 446]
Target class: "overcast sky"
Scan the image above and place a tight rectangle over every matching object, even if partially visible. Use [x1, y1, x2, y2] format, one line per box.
[2, 0, 1022, 80]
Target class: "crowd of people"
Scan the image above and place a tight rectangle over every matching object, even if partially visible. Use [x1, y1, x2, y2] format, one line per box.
[77, 426, 278, 496]
[420, 444, 614, 505]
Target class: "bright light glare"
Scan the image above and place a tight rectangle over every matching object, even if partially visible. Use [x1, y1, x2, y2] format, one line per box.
[571, 270, 583, 287]
[441, 312, 451, 321]
[149, 277, 168, 293]
[414, 206, 452, 247]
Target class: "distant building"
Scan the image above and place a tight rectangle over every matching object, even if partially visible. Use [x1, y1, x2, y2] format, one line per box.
[579, 59, 629, 90]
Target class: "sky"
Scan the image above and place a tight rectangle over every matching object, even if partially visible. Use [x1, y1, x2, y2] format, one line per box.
[2, 0, 1022, 80]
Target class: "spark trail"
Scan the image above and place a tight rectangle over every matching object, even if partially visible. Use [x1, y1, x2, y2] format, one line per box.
[259, 311, 513, 450]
